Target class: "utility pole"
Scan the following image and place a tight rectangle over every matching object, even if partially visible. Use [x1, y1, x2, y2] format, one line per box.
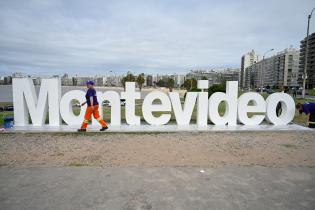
[302, 7, 315, 98]
[261, 49, 274, 93]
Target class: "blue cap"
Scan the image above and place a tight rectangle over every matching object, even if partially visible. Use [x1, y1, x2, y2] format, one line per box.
[86, 80, 94, 85]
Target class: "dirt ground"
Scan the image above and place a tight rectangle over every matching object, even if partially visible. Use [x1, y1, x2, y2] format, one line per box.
[0, 131, 315, 168]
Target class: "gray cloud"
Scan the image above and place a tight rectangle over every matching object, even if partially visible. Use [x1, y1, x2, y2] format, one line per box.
[0, 0, 314, 75]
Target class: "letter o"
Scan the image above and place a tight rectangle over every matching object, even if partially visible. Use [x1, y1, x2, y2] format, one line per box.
[60, 90, 86, 125]
[265, 93, 295, 125]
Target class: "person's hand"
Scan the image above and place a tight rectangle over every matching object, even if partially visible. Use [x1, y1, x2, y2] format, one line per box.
[81, 103, 85, 106]
[91, 106, 94, 111]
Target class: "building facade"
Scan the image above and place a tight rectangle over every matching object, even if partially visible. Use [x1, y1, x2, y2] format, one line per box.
[298, 32, 315, 89]
[146, 75, 153, 86]
[240, 50, 260, 89]
[250, 48, 299, 89]
[186, 68, 239, 87]
[61, 73, 73, 86]
[186, 70, 219, 86]
[218, 68, 240, 83]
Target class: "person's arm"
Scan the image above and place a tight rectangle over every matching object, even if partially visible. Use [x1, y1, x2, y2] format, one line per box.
[81, 101, 87, 106]
[90, 96, 94, 110]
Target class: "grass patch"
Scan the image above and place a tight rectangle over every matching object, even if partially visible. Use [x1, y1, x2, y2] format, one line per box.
[68, 162, 90, 167]
[68, 160, 102, 167]
[281, 144, 299, 149]
[307, 89, 315, 96]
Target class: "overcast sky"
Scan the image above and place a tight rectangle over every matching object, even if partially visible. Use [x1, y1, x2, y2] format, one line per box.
[0, 0, 314, 76]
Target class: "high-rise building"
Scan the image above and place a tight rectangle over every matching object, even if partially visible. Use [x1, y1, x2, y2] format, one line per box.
[218, 68, 240, 83]
[298, 32, 315, 89]
[12, 72, 25, 78]
[94, 76, 104, 86]
[250, 47, 299, 89]
[186, 70, 219, 86]
[174, 74, 185, 87]
[3, 76, 12, 85]
[61, 73, 73, 86]
[240, 50, 260, 89]
[186, 68, 239, 87]
[73, 76, 94, 86]
[146, 75, 153, 86]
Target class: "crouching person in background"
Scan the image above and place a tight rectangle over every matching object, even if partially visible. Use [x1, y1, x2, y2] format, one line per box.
[296, 102, 315, 128]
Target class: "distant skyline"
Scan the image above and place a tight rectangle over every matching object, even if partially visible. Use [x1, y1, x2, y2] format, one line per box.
[0, 0, 314, 75]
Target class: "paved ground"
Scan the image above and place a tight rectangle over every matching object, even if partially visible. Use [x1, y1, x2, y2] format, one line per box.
[1, 131, 315, 209]
[0, 166, 314, 210]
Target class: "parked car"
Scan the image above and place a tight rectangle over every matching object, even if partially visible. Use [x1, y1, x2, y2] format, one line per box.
[4, 105, 14, 111]
[103, 100, 111, 107]
[103, 99, 125, 107]
[256, 87, 266, 92]
[266, 89, 275, 94]
[72, 103, 81, 108]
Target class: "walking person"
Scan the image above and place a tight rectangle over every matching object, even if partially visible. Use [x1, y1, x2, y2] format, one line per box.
[292, 87, 297, 98]
[296, 102, 315, 128]
[78, 81, 108, 132]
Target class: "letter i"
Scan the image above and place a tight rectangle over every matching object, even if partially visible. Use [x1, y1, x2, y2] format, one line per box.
[197, 80, 209, 126]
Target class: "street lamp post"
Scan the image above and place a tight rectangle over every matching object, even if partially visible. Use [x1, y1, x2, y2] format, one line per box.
[260, 49, 274, 93]
[263, 49, 274, 60]
[302, 7, 315, 99]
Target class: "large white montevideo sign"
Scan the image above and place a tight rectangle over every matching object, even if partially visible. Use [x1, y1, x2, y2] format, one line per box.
[12, 78, 295, 127]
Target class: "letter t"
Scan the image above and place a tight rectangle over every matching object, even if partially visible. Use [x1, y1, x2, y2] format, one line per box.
[121, 82, 141, 125]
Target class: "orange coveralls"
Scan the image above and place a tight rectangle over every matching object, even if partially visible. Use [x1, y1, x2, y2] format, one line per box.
[81, 105, 107, 129]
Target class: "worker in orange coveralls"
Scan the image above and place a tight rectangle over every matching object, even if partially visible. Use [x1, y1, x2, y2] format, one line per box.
[78, 80, 108, 132]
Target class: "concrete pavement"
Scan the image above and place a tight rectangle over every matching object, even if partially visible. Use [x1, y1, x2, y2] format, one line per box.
[0, 166, 314, 210]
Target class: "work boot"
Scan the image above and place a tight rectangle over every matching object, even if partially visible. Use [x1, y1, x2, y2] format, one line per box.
[77, 128, 86, 132]
[100, 126, 108, 131]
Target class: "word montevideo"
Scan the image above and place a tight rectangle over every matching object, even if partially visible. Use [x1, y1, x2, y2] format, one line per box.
[12, 78, 295, 127]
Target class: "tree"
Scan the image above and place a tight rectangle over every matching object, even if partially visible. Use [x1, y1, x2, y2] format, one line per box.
[156, 79, 165, 87]
[121, 72, 135, 91]
[167, 78, 175, 92]
[136, 73, 145, 91]
[125, 72, 135, 82]
[121, 77, 127, 91]
[208, 84, 226, 98]
[220, 78, 227, 89]
[183, 78, 197, 90]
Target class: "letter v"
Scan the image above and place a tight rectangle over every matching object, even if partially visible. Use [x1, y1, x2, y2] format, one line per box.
[168, 92, 198, 126]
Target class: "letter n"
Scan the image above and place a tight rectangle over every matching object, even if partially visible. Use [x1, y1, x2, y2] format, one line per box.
[12, 78, 61, 126]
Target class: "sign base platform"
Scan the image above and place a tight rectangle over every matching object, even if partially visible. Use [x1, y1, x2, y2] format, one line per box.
[7, 123, 313, 133]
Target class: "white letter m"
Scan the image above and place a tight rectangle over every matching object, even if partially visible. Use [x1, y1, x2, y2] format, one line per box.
[12, 78, 61, 126]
